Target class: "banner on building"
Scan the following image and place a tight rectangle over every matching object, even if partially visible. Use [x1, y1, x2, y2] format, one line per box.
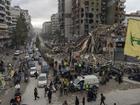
[124, 19, 140, 57]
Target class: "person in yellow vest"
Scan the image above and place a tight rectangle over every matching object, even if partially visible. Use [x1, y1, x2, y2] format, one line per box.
[84, 82, 90, 91]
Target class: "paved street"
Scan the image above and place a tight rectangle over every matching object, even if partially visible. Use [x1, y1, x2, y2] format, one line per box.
[21, 78, 140, 105]
[21, 61, 140, 105]
[21, 61, 62, 105]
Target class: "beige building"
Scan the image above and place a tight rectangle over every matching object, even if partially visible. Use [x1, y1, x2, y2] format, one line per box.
[51, 13, 59, 35]
[58, 0, 72, 41]
[71, 0, 126, 37]
[72, 0, 101, 37]
[10, 6, 21, 29]
[5, 0, 12, 27]
[105, 0, 126, 25]
[10, 6, 31, 30]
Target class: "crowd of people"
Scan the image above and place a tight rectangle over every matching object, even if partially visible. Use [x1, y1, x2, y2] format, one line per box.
[1, 48, 124, 105]
[33, 57, 119, 105]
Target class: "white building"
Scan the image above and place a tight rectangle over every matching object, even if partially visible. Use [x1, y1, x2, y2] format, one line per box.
[51, 14, 59, 35]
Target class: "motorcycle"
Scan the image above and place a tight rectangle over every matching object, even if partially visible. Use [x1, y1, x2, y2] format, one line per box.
[87, 89, 97, 102]
[24, 73, 29, 83]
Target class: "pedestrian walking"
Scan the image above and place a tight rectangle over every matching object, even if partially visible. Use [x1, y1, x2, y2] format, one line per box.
[47, 90, 52, 103]
[75, 96, 79, 105]
[80, 81, 84, 91]
[10, 98, 14, 105]
[100, 93, 106, 105]
[82, 97, 85, 105]
[34, 87, 40, 100]
[44, 85, 49, 97]
[62, 100, 68, 105]
[34, 71, 38, 79]
[49, 81, 53, 89]
[64, 86, 68, 95]
[118, 75, 122, 84]
[60, 84, 64, 96]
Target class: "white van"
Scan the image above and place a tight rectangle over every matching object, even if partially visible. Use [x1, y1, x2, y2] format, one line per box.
[73, 75, 99, 90]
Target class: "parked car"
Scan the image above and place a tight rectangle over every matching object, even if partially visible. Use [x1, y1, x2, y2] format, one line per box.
[109, 67, 123, 77]
[30, 67, 37, 77]
[14, 50, 21, 56]
[35, 48, 39, 51]
[28, 49, 33, 54]
[41, 63, 49, 74]
[28, 61, 35, 69]
[128, 73, 140, 82]
[37, 73, 47, 87]
[25, 55, 30, 59]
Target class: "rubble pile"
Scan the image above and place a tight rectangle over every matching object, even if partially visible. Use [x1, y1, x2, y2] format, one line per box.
[70, 24, 126, 65]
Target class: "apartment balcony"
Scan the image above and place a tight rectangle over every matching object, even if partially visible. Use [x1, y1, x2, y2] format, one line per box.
[120, 10, 126, 15]
[6, 0, 11, 5]
[0, 3, 5, 8]
[120, 0, 126, 3]
[5, 8, 9, 13]
[12, 19, 17, 22]
[101, 13, 106, 16]
[0, 23, 8, 29]
[0, 11, 6, 15]
[119, 4, 126, 9]
[11, 22, 16, 26]
[6, 15, 11, 19]
[7, 21, 12, 26]
[0, 34, 10, 40]
[120, 15, 125, 20]
[102, 1, 106, 5]
[0, 15, 4, 20]
[102, 7, 106, 11]
[6, 18, 12, 23]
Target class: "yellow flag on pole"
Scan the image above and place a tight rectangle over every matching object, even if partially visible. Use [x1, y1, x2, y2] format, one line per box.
[124, 19, 140, 57]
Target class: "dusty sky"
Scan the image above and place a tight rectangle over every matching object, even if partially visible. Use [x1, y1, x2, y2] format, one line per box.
[11, 0, 140, 28]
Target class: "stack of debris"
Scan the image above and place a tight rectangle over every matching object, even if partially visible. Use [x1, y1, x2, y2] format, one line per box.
[70, 23, 126, 65]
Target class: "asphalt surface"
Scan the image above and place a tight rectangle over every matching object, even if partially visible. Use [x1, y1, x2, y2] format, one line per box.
[20, 61, 140, 105]
[1, 47, 140, 105]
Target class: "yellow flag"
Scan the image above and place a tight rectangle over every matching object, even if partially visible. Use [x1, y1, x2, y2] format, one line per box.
[124, 19, 140, 57]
